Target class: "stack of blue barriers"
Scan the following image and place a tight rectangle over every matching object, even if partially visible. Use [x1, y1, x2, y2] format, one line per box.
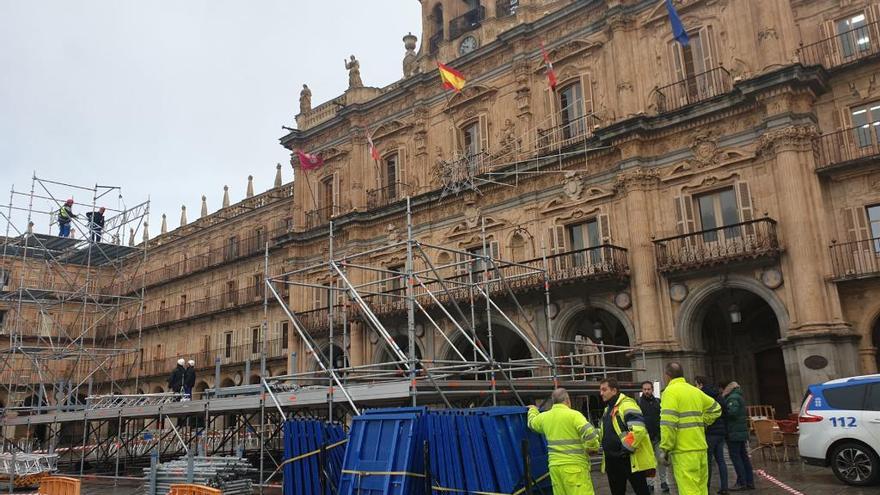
[337, 406, 551, 495]
[282, 418, 347, 495]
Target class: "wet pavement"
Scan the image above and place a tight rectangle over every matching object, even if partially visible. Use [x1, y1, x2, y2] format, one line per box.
[8, 455, 875, 494]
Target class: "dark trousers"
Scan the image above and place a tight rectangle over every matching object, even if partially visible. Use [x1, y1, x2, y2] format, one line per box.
[707, 435, 729, 491]
[727, 440, 755, 488]
[606, 455, 650, 495]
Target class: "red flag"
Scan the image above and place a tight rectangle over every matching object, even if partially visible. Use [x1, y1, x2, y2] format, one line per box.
[367, 133, 380, 162]
[437, 62, 466, 93]
[540, 42, 558, 91]
[295, 150, 324, 171]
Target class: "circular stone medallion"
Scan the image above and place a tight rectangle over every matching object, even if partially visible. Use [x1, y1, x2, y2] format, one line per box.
[669, 283, 688, 302]
[614, 292, 632, 310]
[804, 355, 828, 370]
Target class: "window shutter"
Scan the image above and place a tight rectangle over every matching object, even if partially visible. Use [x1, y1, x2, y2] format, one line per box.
[332, 172, 341, 213]
[736, 182, 755, 236]
[674, 195, 695, 235]
[543, 87, 557, 128]
[479, 115, 490, 154]
[669, 41, 685, 82]
[449, 126, 460, 156]
[870, 6, 880, 46]
[820, 20, 838, 67]
[398, 147, 407, 191]
[581, 74, 594, 125]
[598, 214, 611, 244]
[700, 26, 717, 71]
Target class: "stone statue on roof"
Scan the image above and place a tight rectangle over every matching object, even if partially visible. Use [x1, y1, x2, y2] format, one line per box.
[345, 55, 363, 89]
[299, 84, 312, 114]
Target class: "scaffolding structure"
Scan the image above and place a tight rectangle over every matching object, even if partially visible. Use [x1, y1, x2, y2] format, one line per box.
[0, 174, 149, 416]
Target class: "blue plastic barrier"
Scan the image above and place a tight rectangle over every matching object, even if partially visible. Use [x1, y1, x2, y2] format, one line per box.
[282, 418, 346, 495]
[337, 406, 551, 495]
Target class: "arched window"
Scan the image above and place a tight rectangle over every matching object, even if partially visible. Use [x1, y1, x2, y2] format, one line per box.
[510, 233, 527, 261]
[558, 81, 585, 139]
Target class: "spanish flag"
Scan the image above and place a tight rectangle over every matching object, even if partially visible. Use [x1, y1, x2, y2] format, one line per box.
[438, 62, 466, 92]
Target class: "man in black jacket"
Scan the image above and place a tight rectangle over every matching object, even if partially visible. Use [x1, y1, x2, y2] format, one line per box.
[183, 359, 196, 401]
[168, 359, 185, 398]
[637, 381, 668, 493]
[696, 376, 729, 495]
[85, 207, 105, 243]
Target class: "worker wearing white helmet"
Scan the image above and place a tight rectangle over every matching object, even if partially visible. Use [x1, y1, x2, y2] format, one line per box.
[184, 360, 196, 401]
[168, 359, 186, 398]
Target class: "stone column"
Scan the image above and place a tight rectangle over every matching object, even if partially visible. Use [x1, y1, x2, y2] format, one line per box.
[759, 124, 859, 399]
[615, 169, 664, 349]
[349, 321, 365, 368]
[606, 11, 639, 118]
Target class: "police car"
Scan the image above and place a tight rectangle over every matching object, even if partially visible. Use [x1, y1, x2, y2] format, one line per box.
[798, 374, 880, 486]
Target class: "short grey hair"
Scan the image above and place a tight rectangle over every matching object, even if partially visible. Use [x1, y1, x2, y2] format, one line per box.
[551, 388, 570, 405]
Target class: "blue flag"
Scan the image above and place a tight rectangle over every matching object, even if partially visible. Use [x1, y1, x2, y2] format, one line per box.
[666, 0, 690, 46]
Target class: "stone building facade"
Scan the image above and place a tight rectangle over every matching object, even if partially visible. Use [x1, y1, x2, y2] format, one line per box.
[6, 0, 877, 417]
[276, 0, 880, 415]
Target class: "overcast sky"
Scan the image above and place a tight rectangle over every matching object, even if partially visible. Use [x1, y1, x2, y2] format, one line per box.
[0, 0, 421, 237]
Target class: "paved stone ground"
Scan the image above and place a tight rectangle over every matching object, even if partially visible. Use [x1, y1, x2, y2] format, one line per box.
[8, 455, 876, 494]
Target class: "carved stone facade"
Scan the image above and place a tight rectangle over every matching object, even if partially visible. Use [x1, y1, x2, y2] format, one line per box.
[11, 0, 874, 412]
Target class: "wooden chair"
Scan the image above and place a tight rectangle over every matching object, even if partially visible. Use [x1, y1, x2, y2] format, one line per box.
[747, 405, 775, 431]
[753, 419, 783, 461]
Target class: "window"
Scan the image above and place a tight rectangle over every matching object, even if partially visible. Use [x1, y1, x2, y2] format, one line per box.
[320, 176, 334, 211]
[139, 348, 144, 369]
[179, 294, 187, 317]
[868, 205, 880, 252]
[0, 309, 6, 331]
[568, 220, 601, 265]
[253, 273, 264, 298]
[226, 280, 237, 305]
[281, 321, 289, 350]
[254, 227, 266, 251]
[695, 188, 740, 242]
[461, 122, 481, 157]
[226, 236, 239, 259]
[284, 217, 294, 232]
[824, 384, 868, 410]
[496, 0, 518, 18]
[386, 264, 404, 304]
[224, 332, 233, 359]
[466, 244, 499, 281]
[251, 327, 260, 354]
[559, 82, 585, 139]
[203, 335, 211, 352]
[836, 13, 871, 59]
[850, 102, 880, 148]
[670, 27, 719, 104]
[155, 343, 163, 360]
[0, 269, 9, 289]
[867, 383, 880, 411]
[384, 153, 399, 201]
[280, 274, 290, 299]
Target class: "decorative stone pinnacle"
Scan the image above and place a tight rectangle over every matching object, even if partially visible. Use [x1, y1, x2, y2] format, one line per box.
[161, 213, 167, 234]
[246, 175, 254, 198]
[222, 185, 230, 208]
[274, 163, 283, 187]
[200, 195, 208, 218]
[180, 205, 188, 226]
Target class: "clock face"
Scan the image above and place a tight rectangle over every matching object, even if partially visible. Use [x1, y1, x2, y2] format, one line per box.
[459, 36, 478, 55]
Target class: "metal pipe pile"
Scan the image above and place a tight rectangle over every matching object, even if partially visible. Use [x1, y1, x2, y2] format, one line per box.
[142, 456, 255, 495]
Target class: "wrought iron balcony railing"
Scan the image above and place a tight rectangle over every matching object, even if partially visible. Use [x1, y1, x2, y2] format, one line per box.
[815, 121, 880, 171]
[653, 66, 732, 113]
[367, 182, 409, 209]
[798, 20, 880, 69]
[448, 6, 486, 40]
[830, 236, 880, 281]
[654, 218, 780, 273]
[306, 206, 341, 229]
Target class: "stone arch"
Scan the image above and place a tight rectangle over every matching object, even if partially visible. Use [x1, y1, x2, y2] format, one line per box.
[675, 275, 789, 350]
[151, 385, 165, 394]
[219, 377, 235, 388]
[249, 375, 262, 385]
[439, 320, 538, 377]
[194, 380, 210, 399]
[554, 298, 636, 346]
[313, 342, 348, 371]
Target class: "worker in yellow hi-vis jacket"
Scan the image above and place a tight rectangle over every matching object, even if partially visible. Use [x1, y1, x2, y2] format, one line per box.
[659, 362, 723, 495]
[528, 388, 600, 495]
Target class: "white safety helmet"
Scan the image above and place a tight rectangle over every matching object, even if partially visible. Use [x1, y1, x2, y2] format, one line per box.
[188, 360, 195, 366]
[177, 358, 185, 366]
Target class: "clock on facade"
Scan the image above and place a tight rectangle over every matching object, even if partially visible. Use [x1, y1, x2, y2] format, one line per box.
[459, 35, 478, 55]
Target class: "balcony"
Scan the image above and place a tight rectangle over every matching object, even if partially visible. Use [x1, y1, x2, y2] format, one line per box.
[815, 121, 880, 172]
[830, 237, 880, 281]
[653, 66, 732, 113]
[306, 206, 341, 229]
[535, 114, 601, 157]
[111, 337, 289, 382]
[448, 6, 486, 40]
[364, 245, 629, 317]
[367, 182, 409, 210]
[654, 218, 781, 274]
[798, 20, 880, 70]
[97, 284, 265, 338]
[106, 224, 289, 295]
